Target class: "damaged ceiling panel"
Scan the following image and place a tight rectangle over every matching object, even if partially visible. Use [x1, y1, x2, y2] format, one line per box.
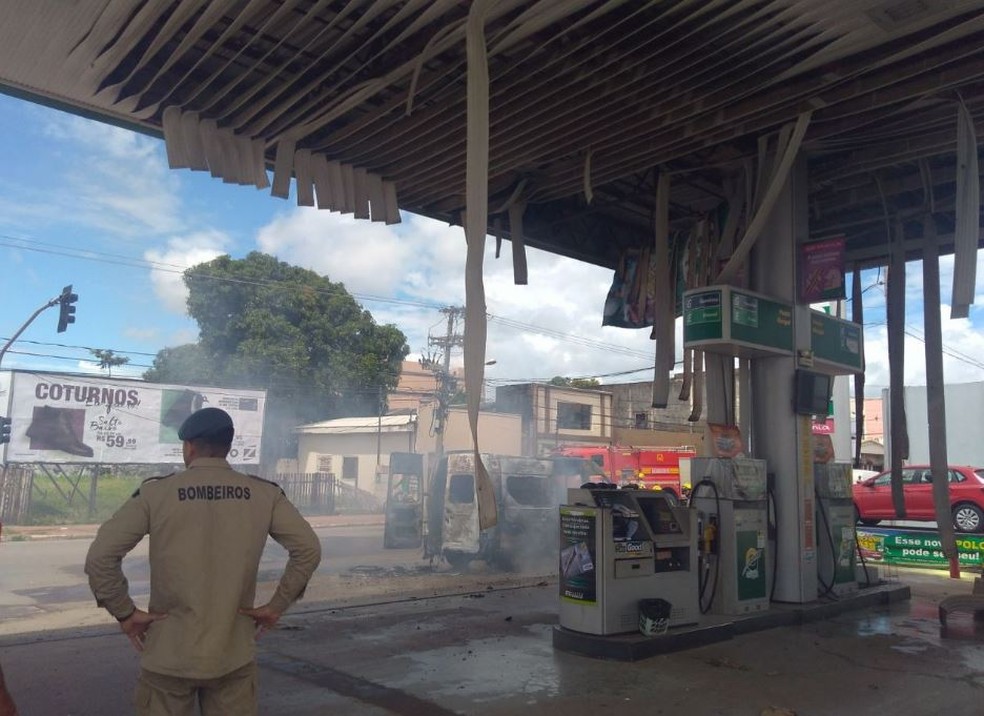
[1, 0, 983, 269]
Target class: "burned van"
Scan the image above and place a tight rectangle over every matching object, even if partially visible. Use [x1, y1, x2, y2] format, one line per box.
[425, 452, 558, 571]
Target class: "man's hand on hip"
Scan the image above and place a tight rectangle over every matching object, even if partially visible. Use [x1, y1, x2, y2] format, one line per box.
[120, 609, 168, 652]
[239, 603, 283, 638]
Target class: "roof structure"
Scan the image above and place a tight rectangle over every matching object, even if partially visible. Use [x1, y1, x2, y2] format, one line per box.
[2, 0, 982, 271]
[295, 414, 416, 433]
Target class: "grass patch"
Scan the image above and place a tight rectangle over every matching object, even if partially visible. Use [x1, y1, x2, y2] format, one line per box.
[26, 474, 142, 525]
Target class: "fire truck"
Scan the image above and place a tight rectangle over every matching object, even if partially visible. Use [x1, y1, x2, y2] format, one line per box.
[550, 444, 696, 499]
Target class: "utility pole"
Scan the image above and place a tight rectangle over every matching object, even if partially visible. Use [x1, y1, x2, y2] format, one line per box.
[420, 306, 464, 461]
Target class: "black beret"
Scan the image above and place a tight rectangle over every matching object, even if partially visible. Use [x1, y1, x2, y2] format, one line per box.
[177, 407, 234, 441]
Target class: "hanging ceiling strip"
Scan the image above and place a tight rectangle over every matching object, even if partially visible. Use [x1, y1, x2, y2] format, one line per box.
[154, 0, 292, 116]
[108, 0, 214, 105]
[294, 149, 315, 207]
[651, 170, 672, 409]
[464, 0, 498, 532]
[368, 173, 387, 223]
[716, 111, 812, 284]
[195, 0, 308, 116]
[134, 0, 272, 119]
[286, 0, 530, 146]
[508, 201, 528, 285]
[86, 2, 165, 96]
[398, 1, 799, 203]
[247, 0, 457, 138]
[951, 99, 979, 318]
[270, 138, 297, 199]
[226, 0, 380, 131]
[353, 168, 370, 220]
[312, 155, 334, 211]
[180, 111, 209, 171]
[161, 106, 189, 169]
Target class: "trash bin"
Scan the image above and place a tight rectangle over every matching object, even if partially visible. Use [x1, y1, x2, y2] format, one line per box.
[638, 598, 672, 636]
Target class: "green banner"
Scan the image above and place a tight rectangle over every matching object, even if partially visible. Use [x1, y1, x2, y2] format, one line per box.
[856, 528, 984, 568]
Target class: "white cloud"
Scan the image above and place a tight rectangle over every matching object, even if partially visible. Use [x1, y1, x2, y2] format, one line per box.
[122, 326, 161, 342]
[40, 114, 184, 237]
[861, 305, 984, 394]
[144, 231, 230, 314]
[168, 327, 200, 346]
[256, 209, 418, 295]
[253, 208, 658, 385]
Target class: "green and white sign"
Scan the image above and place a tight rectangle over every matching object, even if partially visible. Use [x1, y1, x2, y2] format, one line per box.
[683, 285, 793, 358]
[857, 528, 984, 568]
[810, 310, 864, 374]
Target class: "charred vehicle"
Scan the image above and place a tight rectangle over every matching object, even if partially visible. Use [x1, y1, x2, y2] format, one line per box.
[425, 452, 559, 571]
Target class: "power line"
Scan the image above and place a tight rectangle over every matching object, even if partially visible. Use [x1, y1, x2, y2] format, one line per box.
[0, 233, 444, 311]
[2, 233, 660, 360]
[0, 337, 159, 358]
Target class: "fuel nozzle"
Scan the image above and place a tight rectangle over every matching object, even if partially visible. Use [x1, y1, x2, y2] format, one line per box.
[703, 516, 718, 555]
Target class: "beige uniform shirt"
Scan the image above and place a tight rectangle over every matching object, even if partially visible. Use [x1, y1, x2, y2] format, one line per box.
[85, 458, 322, 679]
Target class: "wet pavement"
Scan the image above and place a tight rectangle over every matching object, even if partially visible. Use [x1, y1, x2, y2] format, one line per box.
[2, 568, 983, 715]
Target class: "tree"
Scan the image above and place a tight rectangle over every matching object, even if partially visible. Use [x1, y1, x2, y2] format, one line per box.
[90, 349, 130, 378]
[548, 375, 601, 389]
[143, 344, 213, 385]
[144, 252, 409, 464]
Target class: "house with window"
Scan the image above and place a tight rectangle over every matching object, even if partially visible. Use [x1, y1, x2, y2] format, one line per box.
[607, 377, 706, 449]
[292, 407, 522, 501]
[495, 383, 613, 457]
[294, 415, 418, 500]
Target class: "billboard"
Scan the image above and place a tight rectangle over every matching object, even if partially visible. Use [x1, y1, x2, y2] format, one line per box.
[3, 371, 265, 465]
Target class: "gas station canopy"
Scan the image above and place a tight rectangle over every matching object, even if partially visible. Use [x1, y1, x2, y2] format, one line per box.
[1, 0, 983, 268]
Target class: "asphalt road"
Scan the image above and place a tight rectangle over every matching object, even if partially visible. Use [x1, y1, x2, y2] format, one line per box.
[0, 525, 434, 636]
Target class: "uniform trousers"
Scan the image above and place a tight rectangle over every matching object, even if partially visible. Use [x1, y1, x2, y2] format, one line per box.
[135, 661, 256, 716]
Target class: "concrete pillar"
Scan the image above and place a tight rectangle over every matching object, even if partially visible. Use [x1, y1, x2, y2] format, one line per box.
[749, 156, 818, 603]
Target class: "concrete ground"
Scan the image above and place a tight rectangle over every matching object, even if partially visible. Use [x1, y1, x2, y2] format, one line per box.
[1, 566, 982, 715]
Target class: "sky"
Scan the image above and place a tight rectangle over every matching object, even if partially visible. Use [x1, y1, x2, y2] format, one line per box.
[2, 93, 984, 400]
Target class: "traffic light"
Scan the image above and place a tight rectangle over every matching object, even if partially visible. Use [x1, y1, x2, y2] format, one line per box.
[0, 417, 11, 445]
[57, 284, 78, 333]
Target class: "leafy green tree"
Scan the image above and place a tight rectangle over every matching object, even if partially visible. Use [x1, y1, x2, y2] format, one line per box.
[144, 252, 409, 465]
[143, 344, 213, 384]
[548, 375, 601, 389]
[90, 349, 130, 377]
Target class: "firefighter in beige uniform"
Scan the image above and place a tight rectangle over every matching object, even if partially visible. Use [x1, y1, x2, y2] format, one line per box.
[85, 407, 322, 716]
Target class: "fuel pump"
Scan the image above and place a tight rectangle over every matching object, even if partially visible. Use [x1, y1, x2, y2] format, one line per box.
[689, 457, 770, 615]
[814, 462, 857, 597]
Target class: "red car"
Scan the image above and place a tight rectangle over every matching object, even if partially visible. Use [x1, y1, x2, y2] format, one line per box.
[853, 465, 984, 533]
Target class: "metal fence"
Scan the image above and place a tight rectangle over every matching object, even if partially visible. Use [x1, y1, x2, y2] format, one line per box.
[275, 472, 336, 514]
[0, 466, 33, 524]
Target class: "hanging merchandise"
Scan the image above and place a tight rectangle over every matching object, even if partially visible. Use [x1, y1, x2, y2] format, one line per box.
[602, 249, 655, 329]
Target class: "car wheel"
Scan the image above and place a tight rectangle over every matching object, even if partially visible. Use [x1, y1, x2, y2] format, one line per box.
[953, 503, 984, 533]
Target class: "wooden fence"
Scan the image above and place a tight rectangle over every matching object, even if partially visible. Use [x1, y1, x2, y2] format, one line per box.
[0, 466, 33, 525]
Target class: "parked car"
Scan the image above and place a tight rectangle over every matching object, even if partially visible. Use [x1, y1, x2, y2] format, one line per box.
[853, 465, 984, 533]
